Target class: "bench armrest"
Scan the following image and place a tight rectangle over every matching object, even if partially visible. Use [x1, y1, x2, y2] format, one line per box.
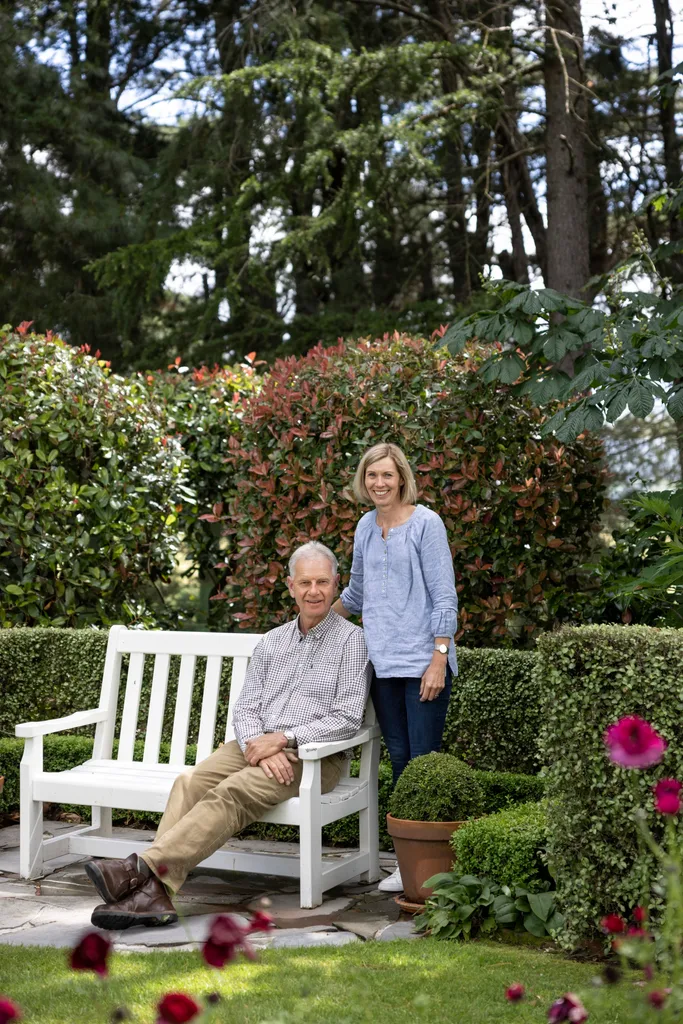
[15, 708, 109, 739]
[298, 724, 381, 760]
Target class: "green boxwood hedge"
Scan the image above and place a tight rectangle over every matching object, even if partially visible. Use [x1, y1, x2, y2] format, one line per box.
[537, 625, 683, 949]
[451, 801, 549, 892]
[0, 629, 541, 774]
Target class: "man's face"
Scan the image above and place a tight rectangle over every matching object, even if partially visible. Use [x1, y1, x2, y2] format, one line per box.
[287, 555, 338, 623]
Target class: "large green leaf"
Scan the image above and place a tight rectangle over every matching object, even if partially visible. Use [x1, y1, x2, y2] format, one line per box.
[528, 891, 555, 922]
[523, 912, 548, 937]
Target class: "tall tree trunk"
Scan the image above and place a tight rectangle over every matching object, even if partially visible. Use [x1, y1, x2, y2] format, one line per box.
[543, 0, 590, 298]
[652, 0, 683, 281]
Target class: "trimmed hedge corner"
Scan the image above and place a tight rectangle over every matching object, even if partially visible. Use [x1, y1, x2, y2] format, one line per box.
[1, 629, 540, 774]
[443, 648, 541, 774]
[537, 625, 683, 949]
[450, 801, 549, 892]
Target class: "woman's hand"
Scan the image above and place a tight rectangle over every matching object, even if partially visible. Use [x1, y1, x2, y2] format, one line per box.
[419, 654, 447, 702]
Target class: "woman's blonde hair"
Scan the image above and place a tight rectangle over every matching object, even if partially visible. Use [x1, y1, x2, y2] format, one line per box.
[352, 442, 418, 505]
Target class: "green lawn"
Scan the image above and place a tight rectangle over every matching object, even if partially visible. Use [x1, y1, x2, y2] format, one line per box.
[0, 940, 636, 1023]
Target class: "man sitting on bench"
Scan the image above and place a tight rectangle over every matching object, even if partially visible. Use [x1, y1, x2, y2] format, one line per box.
[85, 541, 370, 930]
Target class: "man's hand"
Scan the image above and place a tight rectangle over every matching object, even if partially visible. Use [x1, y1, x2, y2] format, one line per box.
[259, 750, 299, 785]
[245, 733, 287, 766]
[419, 655, 447, 702]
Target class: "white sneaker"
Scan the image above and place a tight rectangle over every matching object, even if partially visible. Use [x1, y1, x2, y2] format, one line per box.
[378, 866, 403, 892]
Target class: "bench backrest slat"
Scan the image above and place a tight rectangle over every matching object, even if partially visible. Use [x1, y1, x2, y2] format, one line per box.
[143, 653, 171, 763]
[224, 656, 250, 743]
[195, 656, 223, 764]
[117, 652, 145, 761]
[169, 654, 197, 766]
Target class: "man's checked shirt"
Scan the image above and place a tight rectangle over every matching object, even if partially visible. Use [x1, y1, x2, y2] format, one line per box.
[233, 610, 371, 750]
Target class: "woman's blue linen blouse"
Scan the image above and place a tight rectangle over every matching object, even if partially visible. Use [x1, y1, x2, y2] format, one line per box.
[340, 504, 458, 678]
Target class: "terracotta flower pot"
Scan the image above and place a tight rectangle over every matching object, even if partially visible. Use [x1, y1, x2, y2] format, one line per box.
[386, 813, 466, 904]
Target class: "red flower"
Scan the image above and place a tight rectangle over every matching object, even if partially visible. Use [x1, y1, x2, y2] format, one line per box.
[627, 926, 649, 939]
[202, 912, 273, 968]
[548, 993, 589, 1023]
[648, 991, 667, 1010]
[156, 993, 200, 1023]
[653, 779, 682, 815]
[604, 717, 666, 769]
[0, 999, 21, 1023]
[246, 911, 274, 934]
[600, 914, 626, 934]
[633, 905, 648, 924]
[505, 983, 525, 1002]
[70, 931, 111, 977]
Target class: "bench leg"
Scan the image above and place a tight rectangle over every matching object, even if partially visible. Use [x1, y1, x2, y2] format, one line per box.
[20, 739, 44, 880]
[91, 807, 112, 837]
[299, 761, 323, 908]
[358, 737, 381, 883]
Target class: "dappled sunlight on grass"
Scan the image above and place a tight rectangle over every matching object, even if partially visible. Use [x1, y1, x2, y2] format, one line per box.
[1, 941, 633, 1024]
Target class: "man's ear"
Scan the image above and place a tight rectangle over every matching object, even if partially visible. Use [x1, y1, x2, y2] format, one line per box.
[286, 575, 295, 598]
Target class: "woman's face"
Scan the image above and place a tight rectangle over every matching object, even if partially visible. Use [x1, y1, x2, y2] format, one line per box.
[364, 456, 403, 510]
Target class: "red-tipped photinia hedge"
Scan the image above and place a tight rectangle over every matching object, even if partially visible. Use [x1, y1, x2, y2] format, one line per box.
[216, 334, 606, 645]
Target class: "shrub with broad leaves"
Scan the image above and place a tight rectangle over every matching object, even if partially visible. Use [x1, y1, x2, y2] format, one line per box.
[218, 334, 606, 643]
[0, 326, 189, 627]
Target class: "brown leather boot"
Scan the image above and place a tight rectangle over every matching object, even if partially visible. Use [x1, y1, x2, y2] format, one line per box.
[84, 853, 148, 904]
[90, 873, 178, 930]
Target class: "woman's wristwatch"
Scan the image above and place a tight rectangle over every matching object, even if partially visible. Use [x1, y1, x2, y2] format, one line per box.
[434, 643, 449, 655]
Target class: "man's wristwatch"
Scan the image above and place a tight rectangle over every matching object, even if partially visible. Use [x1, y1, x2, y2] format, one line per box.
[434, 643, 449, 656]
[283, 729, 298, 749]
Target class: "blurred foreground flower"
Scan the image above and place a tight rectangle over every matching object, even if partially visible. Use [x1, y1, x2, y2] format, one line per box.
[202, 911, 274, 968]
[600, 914, 625, 934]
[156, 992, 200, 1023]
[505, 983, 525, 1002]
[70, 931, 111, 977]
[604, 717, 666, 769]
[547, 993, 588, 1023]
[653, 779, 682, 815]
[0, 999, 21, 1024]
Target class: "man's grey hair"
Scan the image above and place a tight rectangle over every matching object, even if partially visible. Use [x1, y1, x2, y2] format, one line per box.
[288, 541, 338, 577]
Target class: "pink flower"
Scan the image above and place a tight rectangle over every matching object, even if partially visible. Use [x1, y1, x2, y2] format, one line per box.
[70, 931, 111, 977]
[604, 717, 666, 769]
[633, 906, 648, 924]
[648, 991, 667, 1010]
[653, 779, 682, 815]
[246, 911, 274, 934]
[505, 983, 525, 1002]
[548, 993, 589, 1023]
[156, 993, 200, 1023]
[0, 999, 21, 1024]
[627, 926, 649, 939]
[600, 914, 626, 934]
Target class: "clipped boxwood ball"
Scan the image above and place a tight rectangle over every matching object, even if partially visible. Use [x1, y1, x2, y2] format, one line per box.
[388, 752, 484, 822]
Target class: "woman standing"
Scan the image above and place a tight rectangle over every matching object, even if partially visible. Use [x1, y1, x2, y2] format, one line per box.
[332, 442, 458, 893]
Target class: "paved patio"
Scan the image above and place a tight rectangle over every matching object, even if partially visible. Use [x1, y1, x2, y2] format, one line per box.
[0, 822, 419, 952]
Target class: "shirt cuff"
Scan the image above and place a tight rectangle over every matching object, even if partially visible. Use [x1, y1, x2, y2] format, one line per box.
[430, 610, 457, 638]
[340, 587, 362, 615]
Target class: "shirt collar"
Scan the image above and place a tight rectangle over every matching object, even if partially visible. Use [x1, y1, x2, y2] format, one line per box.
[295, 608, 338, 642]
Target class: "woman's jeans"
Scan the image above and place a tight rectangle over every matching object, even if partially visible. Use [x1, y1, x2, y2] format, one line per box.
[370, 666, 453, 786]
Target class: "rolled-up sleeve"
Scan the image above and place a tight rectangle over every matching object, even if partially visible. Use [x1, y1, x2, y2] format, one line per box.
[294, 632, 371, 745]
[232, 641, 267, 751]
[340, 529, 364, 615]
[421, 515, 458, 638]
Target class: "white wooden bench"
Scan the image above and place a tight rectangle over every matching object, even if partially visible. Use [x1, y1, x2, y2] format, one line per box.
[16, 624, 381, 907]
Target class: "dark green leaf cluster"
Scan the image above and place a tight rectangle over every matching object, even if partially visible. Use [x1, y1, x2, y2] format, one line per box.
[451, 801, 550, 891]
[0, 329, 189, 627]
[388, 753, 484, 823]
[537, 625, 683, 949]
[414, 871, 563, 941]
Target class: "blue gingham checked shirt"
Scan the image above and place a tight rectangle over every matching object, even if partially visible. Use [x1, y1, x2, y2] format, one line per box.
[233, 610, 371, 750]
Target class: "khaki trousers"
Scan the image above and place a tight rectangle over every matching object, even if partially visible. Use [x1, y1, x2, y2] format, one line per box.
[141, 740, 344, 894]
